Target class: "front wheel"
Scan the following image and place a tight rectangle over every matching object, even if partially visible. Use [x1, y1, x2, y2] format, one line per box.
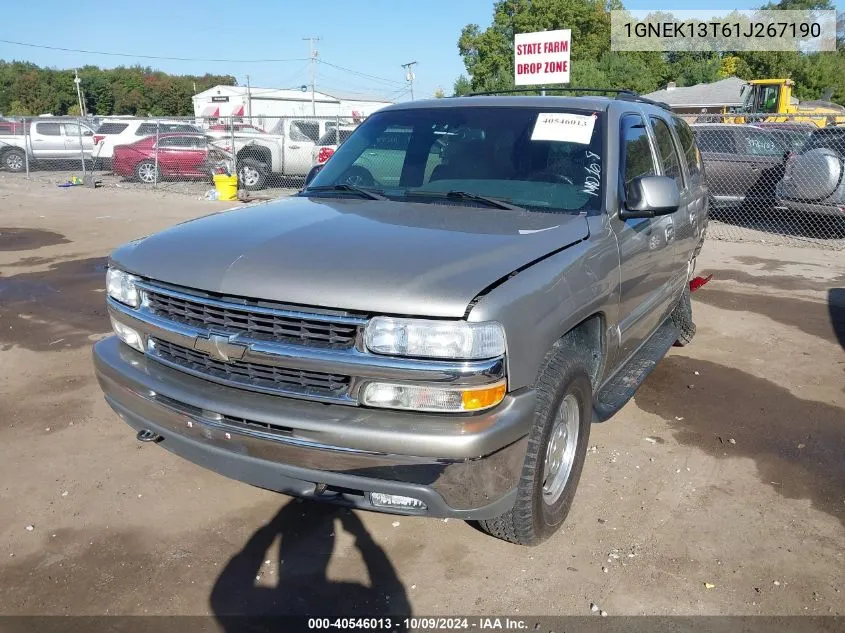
[3, 149, 26, 173]
[237, 158, 268, 191]
[479, 342, 592, 545]
[135, 160, 160, 184]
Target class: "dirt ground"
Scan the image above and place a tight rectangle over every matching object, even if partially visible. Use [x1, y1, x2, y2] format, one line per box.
[1, 176, 843, 618]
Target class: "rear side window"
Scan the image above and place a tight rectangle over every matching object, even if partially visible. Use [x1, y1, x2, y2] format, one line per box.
[670, 117, 701, 178]
[695, 128, 735, 153]
[35, 122, 61, 136]
[650, 117, 684, 188]
[620, 114, 657, 186]
[136, 123, 198, 136]
[96, 122, 130, 135]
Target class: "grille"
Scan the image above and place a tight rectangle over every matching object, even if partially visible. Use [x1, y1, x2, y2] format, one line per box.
[151, 338, 351, 398]
[144, 288, 359, 349]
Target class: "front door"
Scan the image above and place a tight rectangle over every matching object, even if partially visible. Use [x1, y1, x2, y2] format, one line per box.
[611, 113, 679, 361]
[31, 122, 66, 158]
[285, 120, 319, 176]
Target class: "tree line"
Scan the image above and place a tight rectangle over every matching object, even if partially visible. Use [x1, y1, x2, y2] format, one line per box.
[0, 61, 236, 117]
[453, 0, 845, 106]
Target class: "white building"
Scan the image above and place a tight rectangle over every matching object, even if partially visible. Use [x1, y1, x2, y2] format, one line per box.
[192, 85, 393, 128]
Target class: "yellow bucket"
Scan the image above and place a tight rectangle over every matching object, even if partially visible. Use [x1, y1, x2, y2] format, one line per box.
[213, 174, 238, 201]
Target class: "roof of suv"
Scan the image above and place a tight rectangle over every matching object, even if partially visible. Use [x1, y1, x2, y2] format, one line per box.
[381, 95, 636, 113]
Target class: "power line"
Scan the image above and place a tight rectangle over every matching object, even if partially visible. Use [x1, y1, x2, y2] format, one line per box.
[0, 38, 309, 64]
[315, 59, 404, 86]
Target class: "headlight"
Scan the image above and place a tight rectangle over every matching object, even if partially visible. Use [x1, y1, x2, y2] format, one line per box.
[364, 317, 505, 360]
[361, 381, 506, 413]
[106, 267, 140, 308]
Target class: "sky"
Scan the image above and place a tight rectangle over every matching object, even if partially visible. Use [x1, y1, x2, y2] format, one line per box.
[1, 0, 841, 103]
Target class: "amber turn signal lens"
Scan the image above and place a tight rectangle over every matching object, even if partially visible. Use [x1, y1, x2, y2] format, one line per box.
[461, 383, 507, 411]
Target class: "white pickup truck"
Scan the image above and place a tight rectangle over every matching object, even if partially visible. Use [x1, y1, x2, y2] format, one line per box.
[0, 119, 96, 172]
[208, 119, 339, 190]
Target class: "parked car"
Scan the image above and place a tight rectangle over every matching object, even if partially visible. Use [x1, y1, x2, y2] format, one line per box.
[310, 127, 356, 168]
[692, 123, 790, 209]
[222, 119, 328, 191]
[0, 119, 95, 172]
[94, 94, 709, 545]
[112, 133, 229, 184]
[776, 126, 845, 219]
[0, 118, 25, 135]
[92, 119, 202, 167]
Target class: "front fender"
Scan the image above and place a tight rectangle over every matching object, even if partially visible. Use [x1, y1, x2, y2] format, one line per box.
[467, 218, 620, 391]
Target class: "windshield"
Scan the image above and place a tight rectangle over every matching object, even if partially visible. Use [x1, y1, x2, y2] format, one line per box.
[305, 107, 604, 213]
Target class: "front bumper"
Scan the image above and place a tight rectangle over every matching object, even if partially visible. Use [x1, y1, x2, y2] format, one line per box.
[93, 337, 534, 518]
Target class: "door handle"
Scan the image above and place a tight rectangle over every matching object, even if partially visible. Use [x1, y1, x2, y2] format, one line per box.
[367, 152, 377, 156]
[34, 139, 45, 142]
[289, 145, 300, 150]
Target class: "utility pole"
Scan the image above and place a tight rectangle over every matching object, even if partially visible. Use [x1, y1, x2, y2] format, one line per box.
[303, 36, 320, 115]
[401, 61, 417, 101]
[73, 69, 86, 117]
[245, 74, 252, 123]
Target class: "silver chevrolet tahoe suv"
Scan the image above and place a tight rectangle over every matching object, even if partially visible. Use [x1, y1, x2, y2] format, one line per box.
[93, 94, 709, 545]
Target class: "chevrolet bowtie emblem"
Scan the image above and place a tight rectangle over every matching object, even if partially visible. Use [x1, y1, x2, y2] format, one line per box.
[193, 333, 247, 362]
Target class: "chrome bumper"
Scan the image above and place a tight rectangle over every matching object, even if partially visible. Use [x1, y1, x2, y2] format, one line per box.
[93, 337, 532, 517]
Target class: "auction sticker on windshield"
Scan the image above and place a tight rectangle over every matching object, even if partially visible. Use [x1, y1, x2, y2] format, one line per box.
[531, 113, 596, 144]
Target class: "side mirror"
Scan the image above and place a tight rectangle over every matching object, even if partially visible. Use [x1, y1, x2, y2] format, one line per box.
[304, 164, 324, 187]
[83, 130, 93, 136]
[620, 175, 680, 219]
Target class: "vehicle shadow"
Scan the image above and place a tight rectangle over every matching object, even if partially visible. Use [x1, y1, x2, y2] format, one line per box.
[829, 288, 845, 350]
[210, 501, 411, 628]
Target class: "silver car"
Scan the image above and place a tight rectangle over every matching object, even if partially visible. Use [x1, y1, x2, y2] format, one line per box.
[94, 94, 709, 545]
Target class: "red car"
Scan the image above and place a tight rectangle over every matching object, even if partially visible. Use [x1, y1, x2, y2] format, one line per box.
[112, 133, 227, 183]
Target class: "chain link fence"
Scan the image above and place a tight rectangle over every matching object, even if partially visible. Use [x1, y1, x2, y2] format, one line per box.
[0, 114, 361, 198]
[2, 111, 844, 249]
[685, 112, 845, 250]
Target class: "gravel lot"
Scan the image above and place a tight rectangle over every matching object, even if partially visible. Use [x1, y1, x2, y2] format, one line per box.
[1, 175, 843, 618]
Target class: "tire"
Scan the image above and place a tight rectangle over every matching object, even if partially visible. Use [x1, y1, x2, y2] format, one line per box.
[135, 160, 160, 184]
[479, 340, 593, 546]
[671, 285, 696, 347]
[3, 149, 26, 173]
[237, 158, 268, 191]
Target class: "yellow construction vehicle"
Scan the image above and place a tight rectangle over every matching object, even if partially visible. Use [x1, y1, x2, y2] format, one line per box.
[725, 79, 845, 127]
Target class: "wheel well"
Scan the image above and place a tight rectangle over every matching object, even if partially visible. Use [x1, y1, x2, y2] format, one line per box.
[560, 314, 605, 391]
[237, 146, 271, 166]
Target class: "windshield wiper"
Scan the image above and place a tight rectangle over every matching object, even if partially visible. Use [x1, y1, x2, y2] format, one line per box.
[303, 184, 387, 200]
[400, 189, 525, 211]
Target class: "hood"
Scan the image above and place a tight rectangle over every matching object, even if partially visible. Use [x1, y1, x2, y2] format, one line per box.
[111, 197, 589, 317]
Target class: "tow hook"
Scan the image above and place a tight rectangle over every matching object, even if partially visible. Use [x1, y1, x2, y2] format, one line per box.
[690, 274, 712, 293]
[136, 429, 163, 443]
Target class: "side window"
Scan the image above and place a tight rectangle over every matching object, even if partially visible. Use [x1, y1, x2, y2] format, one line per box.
[620, 114, 657, 186]
[650, 117, 684, 188]
[290, 120, 319, 143]
[136, 123, 156, 136]
[62, 123, 81, 137]
[742, 130, 783, 156]
[670, 117, 701, 178]
[36, 122, 61, 136]
[695, 128, 735, 154]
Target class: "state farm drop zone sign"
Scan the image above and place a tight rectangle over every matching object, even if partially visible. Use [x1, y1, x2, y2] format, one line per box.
[514, 29, 572, 86]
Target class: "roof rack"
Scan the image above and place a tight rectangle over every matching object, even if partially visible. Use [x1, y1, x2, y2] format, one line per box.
[464, 87, 673, 112]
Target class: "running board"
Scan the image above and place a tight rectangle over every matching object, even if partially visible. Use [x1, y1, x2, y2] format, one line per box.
[593, 319, 679, 421]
